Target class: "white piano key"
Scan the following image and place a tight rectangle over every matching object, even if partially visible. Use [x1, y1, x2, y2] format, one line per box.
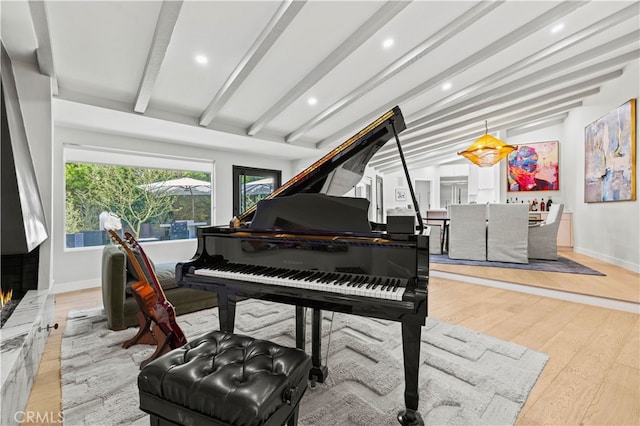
[194, 265, 407, 301]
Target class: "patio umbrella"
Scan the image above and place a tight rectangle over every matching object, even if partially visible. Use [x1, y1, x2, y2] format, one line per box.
[139, 177, 211, 217]
[243, 178, 275, 195]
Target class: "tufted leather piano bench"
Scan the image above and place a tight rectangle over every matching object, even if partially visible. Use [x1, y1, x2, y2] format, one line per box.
[138, 330, 312, 426]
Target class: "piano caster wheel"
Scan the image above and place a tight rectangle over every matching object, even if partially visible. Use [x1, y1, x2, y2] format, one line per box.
[397, 409, 424, 426]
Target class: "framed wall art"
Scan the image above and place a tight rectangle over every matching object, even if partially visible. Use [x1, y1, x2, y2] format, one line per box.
[507, 141, 559, 192]
[584, 98, 636, 203]
[394, 188, 407, 202]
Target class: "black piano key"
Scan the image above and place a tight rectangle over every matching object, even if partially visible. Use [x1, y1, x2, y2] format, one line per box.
[334, 274, 348, 285]
[272, 268, 288, 276]
[262, 267, 278, 276]
[245, 265, 263, 274]
[290, 270, 308, 280]
[386, 279, 395, 291]
[276, 269, 294, 278]
[320, 273, 336, 283]
[305, 271, 322, 281]
[332, 273, 343, 282]
[393, 279, 401, 291]
[337, 274, 348, 285]
[376, 278, 389, 290]
[295, 270, 312, 280]
[283, 269, 301, 279]
[366, 277, 378, 289]
[357, 276, 369, 288]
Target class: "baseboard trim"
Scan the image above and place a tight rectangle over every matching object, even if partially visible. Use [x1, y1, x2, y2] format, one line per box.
[573, 246, 639, 274]
[52, 279, 100, 294]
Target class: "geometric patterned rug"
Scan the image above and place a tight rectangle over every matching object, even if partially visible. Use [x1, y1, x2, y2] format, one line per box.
[61, 300, 548, 425]
[430, 254, 605, 276]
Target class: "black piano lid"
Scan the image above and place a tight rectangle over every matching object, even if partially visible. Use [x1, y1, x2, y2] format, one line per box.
[233, 106, 406, 227]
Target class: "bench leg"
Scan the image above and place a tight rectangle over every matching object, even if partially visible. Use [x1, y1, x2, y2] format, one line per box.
[217, 290, 237, 333]
[150, 414, 180, 426]
[287, 406, 300, 426]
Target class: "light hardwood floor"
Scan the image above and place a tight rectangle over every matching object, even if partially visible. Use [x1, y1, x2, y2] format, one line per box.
[22, 252, 639, 425]
[431, 249, 640, 304]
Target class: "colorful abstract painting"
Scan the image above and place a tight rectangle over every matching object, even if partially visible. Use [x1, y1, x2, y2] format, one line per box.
[507, 141, 559, 192]
[584, 99, 636, 203]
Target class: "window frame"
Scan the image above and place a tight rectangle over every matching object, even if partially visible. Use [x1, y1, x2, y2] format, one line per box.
[232, 165, 281, 217]
[63, 146, 214, 249]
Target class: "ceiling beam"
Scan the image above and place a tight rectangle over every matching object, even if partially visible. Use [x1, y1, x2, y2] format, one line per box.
[199, 0, 306, 127]
[406, 31, 640, 134]
[28, 0, 58, 95]
[372, 98, 585, 168]
[374, 66, 627, 158]
[377, 111, 571, 172]
[246, 0, 410, 137]
[383, 104, 575, 168]
[312, 0, 587, 148]
[408, 2, 640, 122]
[371, 87, 600, 165]
[373, 102, 581, 171]
[134, 0, 183, 114]
[400, 80, 605, 146]
[372, 63, 628, 163]
[376, 115, 573, 171]
[281, 0, 505, 144]
[402, 47, 637, 142]
[507, 116, 568, 138]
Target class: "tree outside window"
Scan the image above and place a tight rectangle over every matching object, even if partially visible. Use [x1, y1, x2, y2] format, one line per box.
[65, 163, 211, 248]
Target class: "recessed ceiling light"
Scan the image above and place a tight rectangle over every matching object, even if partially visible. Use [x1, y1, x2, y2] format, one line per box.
[195, 54, 208, 65]
[442, 82, 452, 91]
[307, 97, 318, 106]
[382, 38, 394, 49]
[551, 23, 564, 34]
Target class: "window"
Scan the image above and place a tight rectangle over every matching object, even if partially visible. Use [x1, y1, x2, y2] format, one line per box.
[65, 162, 211, 248]
[232, 166, 281, 217]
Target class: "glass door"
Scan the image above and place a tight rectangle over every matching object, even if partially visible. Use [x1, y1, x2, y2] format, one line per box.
[232, 166, 281, 217]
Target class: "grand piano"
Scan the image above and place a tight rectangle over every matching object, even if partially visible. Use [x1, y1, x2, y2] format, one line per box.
[177, 106, 429, 425]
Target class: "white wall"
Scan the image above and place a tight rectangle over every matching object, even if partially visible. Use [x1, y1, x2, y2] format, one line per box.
[561, 60, 640, 272]
[52, 127, 295, 293]
[383, 167, 439, 216]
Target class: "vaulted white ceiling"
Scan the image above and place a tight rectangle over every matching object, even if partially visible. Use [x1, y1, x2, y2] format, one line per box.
[2, 0, 639, 172]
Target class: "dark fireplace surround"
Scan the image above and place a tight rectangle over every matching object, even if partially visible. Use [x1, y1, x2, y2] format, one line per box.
[1, 247, 40, 298]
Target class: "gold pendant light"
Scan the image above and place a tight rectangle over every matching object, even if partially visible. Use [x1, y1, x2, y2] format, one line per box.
[458, 121, 516, 167]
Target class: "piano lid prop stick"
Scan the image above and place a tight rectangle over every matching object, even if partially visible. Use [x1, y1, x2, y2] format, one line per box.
[391, 120, 424, 233]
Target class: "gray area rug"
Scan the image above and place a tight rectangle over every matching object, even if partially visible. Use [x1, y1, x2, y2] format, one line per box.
[61, 300, 548, 426]
[430, 254, 605, 276]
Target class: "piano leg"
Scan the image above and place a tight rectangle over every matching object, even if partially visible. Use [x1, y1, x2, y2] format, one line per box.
[295, 306, 306, 350]
[217, 290, 237, 333]
[397, 321, 424, 426]
[309, 308, 328, 387]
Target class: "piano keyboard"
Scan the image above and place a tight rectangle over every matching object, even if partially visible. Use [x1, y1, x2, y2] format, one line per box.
[194, 263, 408, 301]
